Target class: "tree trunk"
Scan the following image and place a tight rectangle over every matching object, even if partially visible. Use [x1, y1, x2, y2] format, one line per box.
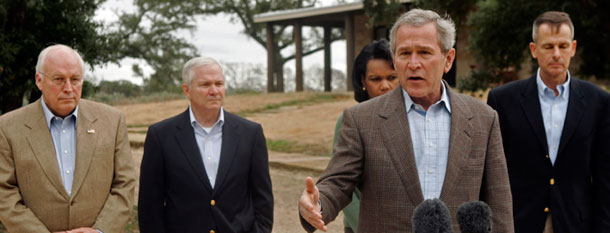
[274, 60, 284, 92]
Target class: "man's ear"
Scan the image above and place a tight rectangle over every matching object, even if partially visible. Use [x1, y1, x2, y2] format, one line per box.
[35, 73, 43, 91]
[529, 42, 538, 59]
[443, 48, 456, 73]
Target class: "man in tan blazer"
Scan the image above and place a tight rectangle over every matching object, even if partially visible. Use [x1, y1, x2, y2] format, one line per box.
[0, 44, 136, 233]
[299, 9, 514, 232]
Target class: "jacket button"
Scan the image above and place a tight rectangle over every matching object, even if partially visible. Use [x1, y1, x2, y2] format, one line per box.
[545, 154, 549, 159]
[211, 200, 216, 206]
[210, 230, 215, 233]
[544, 207, 550, 213]
[550, 178, 555, 185]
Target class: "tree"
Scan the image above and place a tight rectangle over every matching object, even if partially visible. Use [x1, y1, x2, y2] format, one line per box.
[468, 0, 610, 82]
[104, 0, 201, 94]
[109, 0, 344, 93]
[0, 0, 114, 114]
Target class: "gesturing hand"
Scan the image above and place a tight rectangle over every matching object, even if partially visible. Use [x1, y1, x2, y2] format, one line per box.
[299, 177, 327, 232]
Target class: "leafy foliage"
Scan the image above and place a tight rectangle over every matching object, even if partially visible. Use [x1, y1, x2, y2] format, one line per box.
[468, 0, 610, 81]
[0, 0, 114, 114]
[362, 0, 404, 28]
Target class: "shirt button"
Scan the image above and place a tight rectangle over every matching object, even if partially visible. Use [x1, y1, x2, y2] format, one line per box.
[62, 130, 66, 133]
[64, 150, 68, 154]
[553, 124, 558, 128]
[207, 157, 211, 160]
[553, 145, 557, 150]
[428, 169, 434, 174]
[66, 170, 70, 174]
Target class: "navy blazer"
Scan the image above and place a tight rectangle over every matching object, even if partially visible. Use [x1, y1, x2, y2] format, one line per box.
[138, 109, 273, 233]
[488, 75, 610, 233]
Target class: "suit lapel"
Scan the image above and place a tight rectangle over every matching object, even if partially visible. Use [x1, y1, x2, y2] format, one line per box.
[213, 111, 239, 193]
[24, 100, 68, 198]
[557, 79, 585, 160]
[379, 88, 424, 206]
[440, 88, 473, 200]
[521, 76, 549, 151]
[71, 103, 98, 197]
[175, 110, 213, 193]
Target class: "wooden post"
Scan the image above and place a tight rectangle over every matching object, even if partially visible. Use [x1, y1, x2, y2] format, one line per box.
[324, 26, 331, 92]
[266, 23, 275, 92]
[294, 21, 303, 92]
[345, 13, 355, 91]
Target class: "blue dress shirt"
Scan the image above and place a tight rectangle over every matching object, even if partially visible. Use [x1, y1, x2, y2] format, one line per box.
[402, 82, 452, 200]
[41, 98, 77, 196]
[189, 106, 224, 188]
[536, 68, 570, 165]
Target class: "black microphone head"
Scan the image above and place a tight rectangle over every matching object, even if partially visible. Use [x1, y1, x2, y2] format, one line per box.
[412, 198, 453, 233]
[457, 201, 492, 233]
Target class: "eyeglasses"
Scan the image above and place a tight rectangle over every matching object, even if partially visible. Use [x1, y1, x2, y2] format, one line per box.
[39, 73, 83, 86]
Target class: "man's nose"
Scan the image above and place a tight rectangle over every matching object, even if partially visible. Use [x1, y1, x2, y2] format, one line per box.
[552, 46, 561, 59]
[62, 80, 74, 92]
[407, 54, 421, 69]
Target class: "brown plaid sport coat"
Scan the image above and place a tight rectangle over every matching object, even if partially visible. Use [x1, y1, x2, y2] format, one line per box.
[308, 86, 514, 233]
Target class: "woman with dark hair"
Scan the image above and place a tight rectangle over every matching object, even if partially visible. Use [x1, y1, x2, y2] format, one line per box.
[332, 39, 398, 233]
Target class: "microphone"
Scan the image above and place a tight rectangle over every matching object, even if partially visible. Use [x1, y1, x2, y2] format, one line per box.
[412, 198, 454, 233]
[457, 201, 492, 233]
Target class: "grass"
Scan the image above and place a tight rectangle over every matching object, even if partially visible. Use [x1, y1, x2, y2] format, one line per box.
[236, 92, 350, 117]
[90, 91, 185, 106]
[267, 139, 330, 156]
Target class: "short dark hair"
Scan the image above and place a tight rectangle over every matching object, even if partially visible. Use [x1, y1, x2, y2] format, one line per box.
[532, 11, 574, 42]
[352, 39, 394, 103]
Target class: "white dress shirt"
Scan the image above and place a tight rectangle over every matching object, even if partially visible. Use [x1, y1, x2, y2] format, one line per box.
[402, 82, 452, 200]
[189, 106, 224, 188]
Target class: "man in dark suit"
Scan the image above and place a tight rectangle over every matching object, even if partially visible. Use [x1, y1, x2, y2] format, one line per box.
[138, 57, 273, 233]
[488, 11, 610, 233]
[299, 9, 514, 232]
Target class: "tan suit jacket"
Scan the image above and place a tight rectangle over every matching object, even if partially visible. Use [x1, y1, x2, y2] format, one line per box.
[0, 99, 136, 232]
[313, 87, 514, 232]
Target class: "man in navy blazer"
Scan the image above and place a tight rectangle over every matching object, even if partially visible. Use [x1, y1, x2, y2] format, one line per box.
[488, 11, 610, 233]
[138, 57, 273, 233]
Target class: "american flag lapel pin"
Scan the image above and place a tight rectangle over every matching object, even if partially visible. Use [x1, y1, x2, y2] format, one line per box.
[87, 128, 95, 134]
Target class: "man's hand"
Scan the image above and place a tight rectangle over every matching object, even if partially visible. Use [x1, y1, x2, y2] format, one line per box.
[299, 177, 327, 232]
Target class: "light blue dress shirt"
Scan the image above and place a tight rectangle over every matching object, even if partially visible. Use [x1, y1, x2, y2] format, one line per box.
[189, 106, 224, 188]
[41, 98, 77, 196]
[403, 82, 452, 200]
[536, 68, 570, 165]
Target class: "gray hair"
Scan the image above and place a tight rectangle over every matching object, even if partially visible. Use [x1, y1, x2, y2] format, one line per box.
[35, 44, 86, 79]
[389, 8, 456, 54]
[181, 57, 224, 86]
[532, 11, 574, 42]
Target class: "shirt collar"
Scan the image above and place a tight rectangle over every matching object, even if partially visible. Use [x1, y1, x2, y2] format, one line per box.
[536, 68, 571, 99]
[40, 98, 78, 128]
[402, 81, 452, 113]
[189, 106, 224, 130]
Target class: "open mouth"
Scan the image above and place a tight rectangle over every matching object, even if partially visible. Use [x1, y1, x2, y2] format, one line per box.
[408, 77, 424, 81]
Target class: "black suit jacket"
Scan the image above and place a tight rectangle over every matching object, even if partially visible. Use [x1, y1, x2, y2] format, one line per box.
[488, 75, 610, 233]
[138, 109, 273, 233]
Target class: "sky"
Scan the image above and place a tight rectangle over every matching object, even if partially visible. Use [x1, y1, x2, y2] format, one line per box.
[91, 0, 348, 85]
